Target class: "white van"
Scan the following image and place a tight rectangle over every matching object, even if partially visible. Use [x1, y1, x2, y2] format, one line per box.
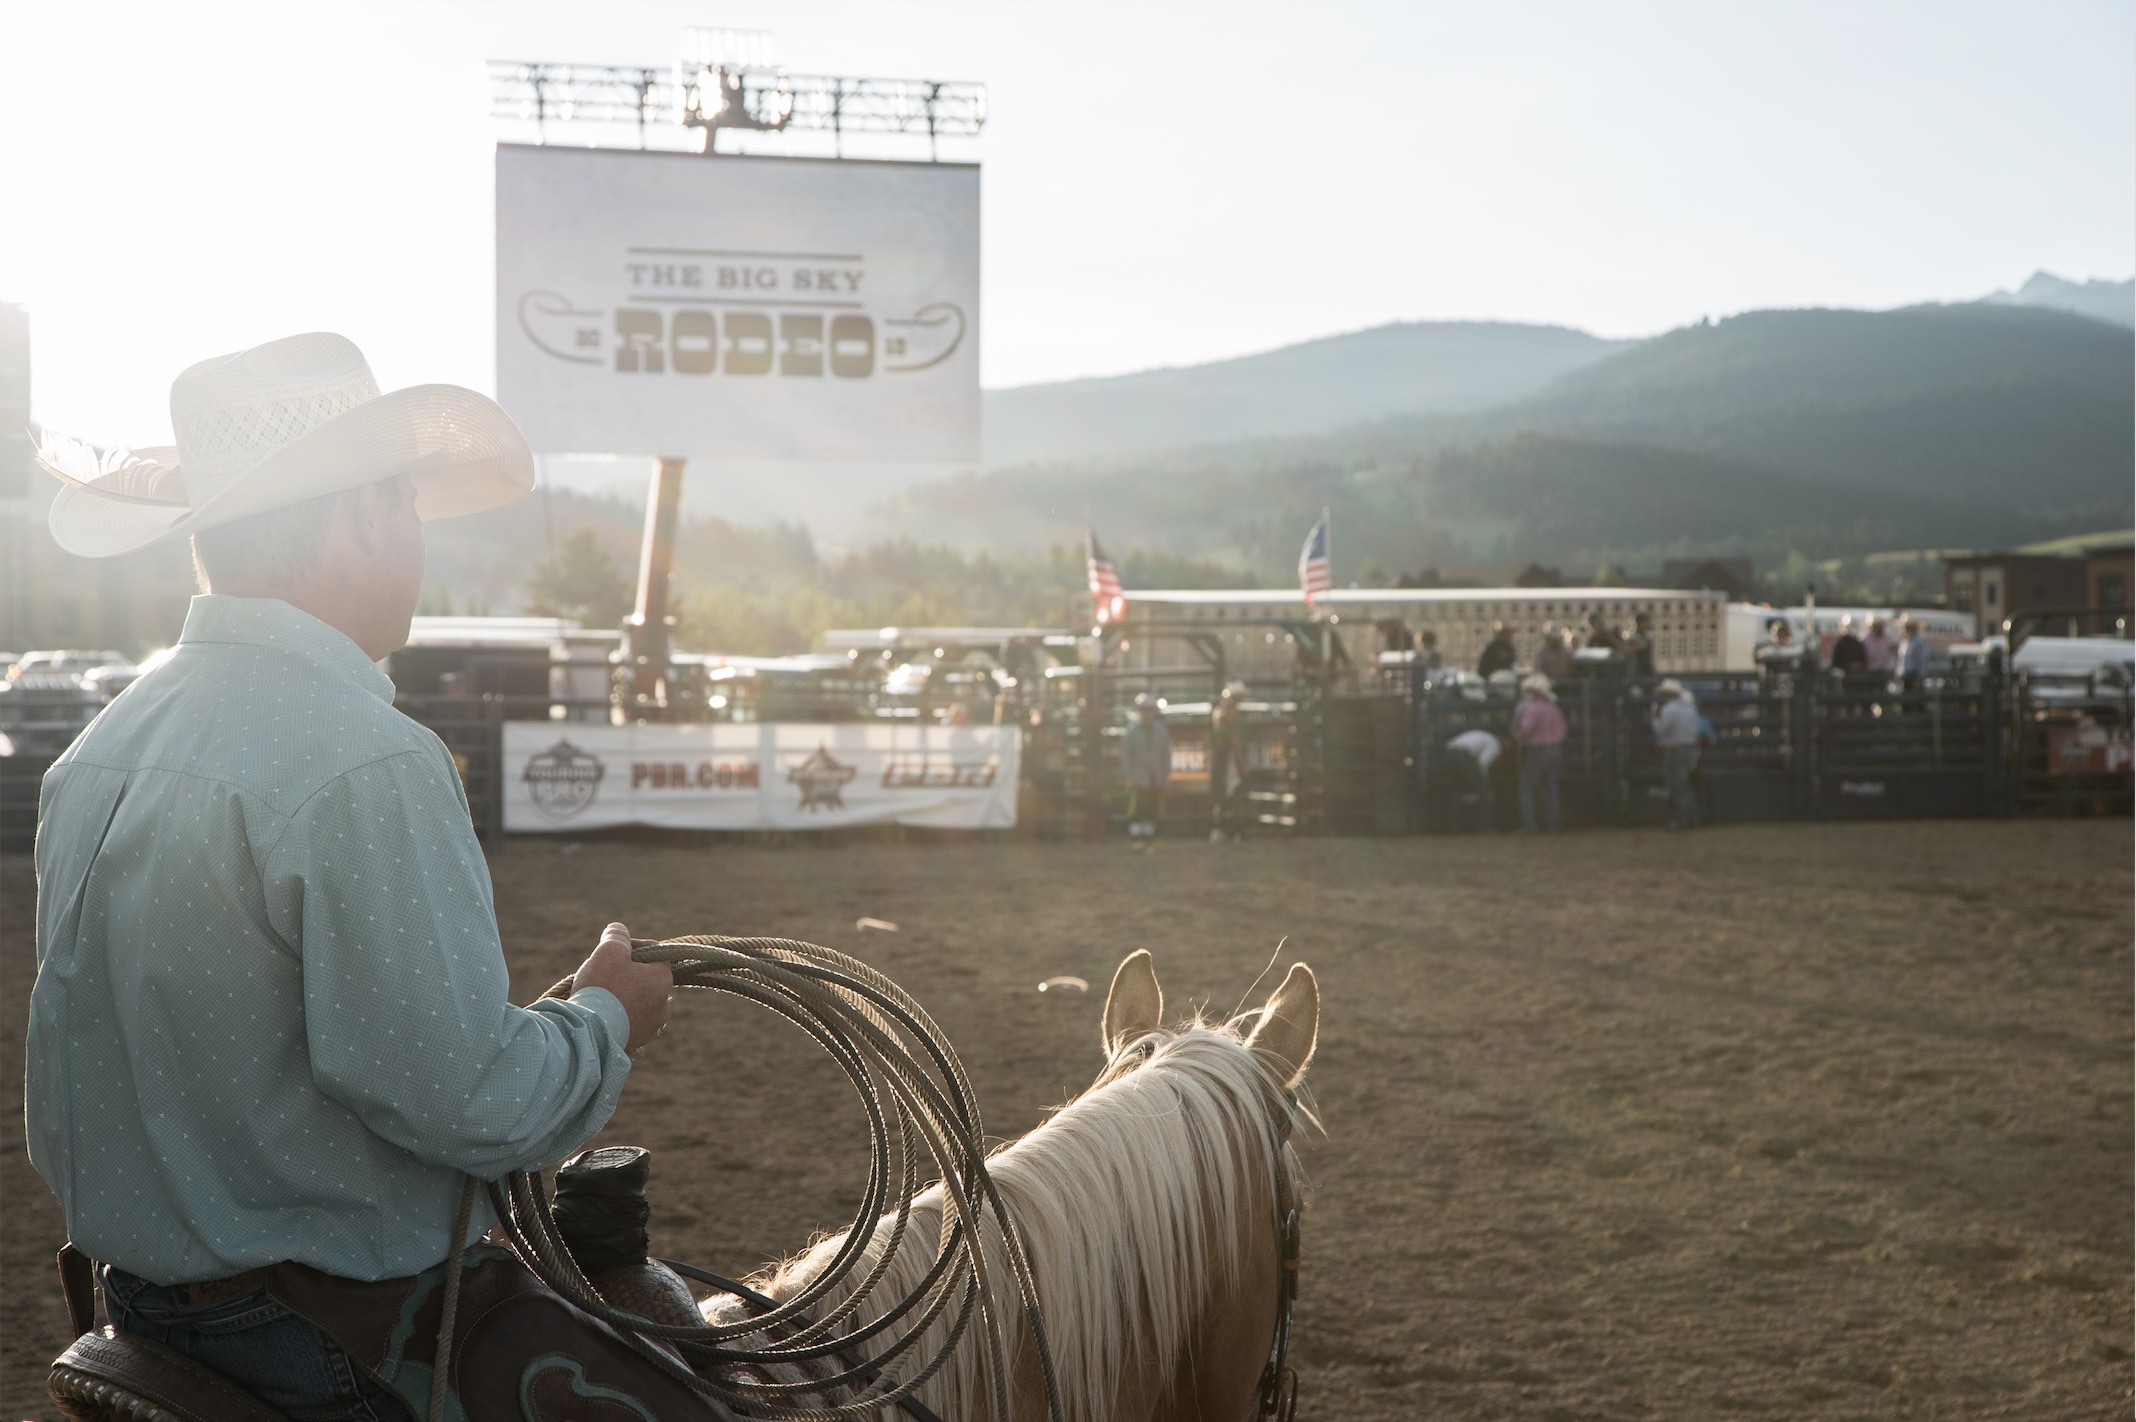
[1723, 606, 1971, 671]
[2012, 635, 2135, 689]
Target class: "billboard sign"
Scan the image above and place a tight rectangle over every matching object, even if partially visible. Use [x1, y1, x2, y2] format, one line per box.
[496, 145, 979, 462]
[504, 721, 1019, 832]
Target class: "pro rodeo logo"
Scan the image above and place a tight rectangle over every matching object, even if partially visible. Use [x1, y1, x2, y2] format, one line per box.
[523, 739, 606, 822]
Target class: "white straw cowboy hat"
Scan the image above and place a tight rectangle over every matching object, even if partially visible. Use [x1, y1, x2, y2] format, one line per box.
[1656, 678, 1689, 698]
[1519, 673, 1556, 701]
[36, 332, 533, 558]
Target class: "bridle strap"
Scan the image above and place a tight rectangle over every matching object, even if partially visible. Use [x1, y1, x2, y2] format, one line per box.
[1256, 1087, 1303, 1421]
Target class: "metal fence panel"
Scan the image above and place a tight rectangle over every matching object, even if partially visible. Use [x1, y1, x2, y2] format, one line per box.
[2010, 673, 2133, 816]
[368, 662, 2120, 843]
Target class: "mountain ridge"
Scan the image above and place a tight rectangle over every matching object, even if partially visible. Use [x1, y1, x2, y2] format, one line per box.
[1979, 270, 2133, 328]
[975, 277, 2132, 474]
[868, 301, 2133, 578]
[980, 319, 1625, 469]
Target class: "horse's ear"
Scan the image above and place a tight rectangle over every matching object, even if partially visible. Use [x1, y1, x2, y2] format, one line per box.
[1102, 950, 1164, 1054]
[1246, 963, 1319, 1087]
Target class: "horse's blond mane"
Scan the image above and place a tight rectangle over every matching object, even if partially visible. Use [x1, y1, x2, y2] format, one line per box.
[713, 1020, 1303, 1421]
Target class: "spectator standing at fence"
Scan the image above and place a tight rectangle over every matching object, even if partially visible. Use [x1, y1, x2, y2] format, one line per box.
[1533, 624, 1577, 683]
[1830, 616, 1868, 679]
[1898, 618, 1930, 693]
[1208, 682, 1250, 843]
[1585, 611, 1625, 654]
[1022, 705, 1069, 837]
[1862, 617, 1895, 676]
[1511, 674, 1567, 833]
[1625, 612, 1657, 678]
[1653, 679, 1703, 830]
[1443, 727, 1501, 832]
[1756, 617, 1803, 689]
[1417, 629, 1444, 674]
[1477, 622, 1517, 678]
[1122, 693, 1172, 847]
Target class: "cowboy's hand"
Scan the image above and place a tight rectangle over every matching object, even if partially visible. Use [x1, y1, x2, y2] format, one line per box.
[572, 922, 673, 1056]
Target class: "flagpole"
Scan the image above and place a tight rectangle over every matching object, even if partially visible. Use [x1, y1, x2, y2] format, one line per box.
[1320, 506, 1332, 686]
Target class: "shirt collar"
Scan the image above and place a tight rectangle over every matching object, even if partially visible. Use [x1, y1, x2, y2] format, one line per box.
[176, 596, 396, 703]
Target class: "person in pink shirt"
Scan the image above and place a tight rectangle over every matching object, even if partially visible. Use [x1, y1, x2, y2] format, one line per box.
[1861, 617, 1895, 675]
[1512, 674, 1568, 832]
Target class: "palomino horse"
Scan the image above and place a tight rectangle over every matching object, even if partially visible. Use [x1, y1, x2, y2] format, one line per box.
[705, 950, 1321, 1422]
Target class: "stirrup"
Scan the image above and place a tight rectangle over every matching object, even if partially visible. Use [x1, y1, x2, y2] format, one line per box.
[49, 1328, 290, 1422]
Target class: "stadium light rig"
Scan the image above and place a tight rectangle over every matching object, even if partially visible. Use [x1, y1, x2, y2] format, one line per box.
[488, 28, 985, 161]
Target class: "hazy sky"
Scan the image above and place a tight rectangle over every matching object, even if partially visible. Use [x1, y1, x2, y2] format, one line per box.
[2, 0, 2129, 444]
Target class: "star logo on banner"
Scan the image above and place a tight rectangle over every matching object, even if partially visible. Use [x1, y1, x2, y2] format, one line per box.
[788, 744, 857, 812]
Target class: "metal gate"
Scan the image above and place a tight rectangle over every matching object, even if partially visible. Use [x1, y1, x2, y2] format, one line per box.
[2008, 672, 2133, 816]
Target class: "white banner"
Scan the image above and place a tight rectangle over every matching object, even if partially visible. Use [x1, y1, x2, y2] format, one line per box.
[504, 722, 1019, 832]
[496, 145, 980, 462]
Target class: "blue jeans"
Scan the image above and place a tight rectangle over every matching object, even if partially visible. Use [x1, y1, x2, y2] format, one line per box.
[1446, 752, 1494, 831]
[1663, 745, 1701, 828]
[1519, 743, 1562, 833]
[101, 1265, 415, 1422]
[1127, 782, 1166, 832]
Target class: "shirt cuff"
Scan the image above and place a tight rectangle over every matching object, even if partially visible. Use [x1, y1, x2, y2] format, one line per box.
[563, 985, 633, 1054]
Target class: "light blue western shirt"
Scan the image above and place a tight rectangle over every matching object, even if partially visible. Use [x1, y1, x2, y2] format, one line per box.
[27, 596, 632, 1284]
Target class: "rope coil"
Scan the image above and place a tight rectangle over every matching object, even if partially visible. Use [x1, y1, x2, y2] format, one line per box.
[480, 935, 1066, 1422]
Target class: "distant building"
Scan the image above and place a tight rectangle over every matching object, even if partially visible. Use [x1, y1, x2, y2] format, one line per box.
[1943, 553, 2088, 639]
[0, 307, 196, 658]
[1116, 586, 1726, 678]
[0, 303, 29, 653]
[2085, 545, 2132, 620]
[1660, 557, 1756, 600]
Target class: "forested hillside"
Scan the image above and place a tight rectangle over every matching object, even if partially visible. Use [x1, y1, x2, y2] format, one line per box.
[981, 320, 1625, 468]
[871, 302, 2134, 577]
[1448, 304, 2133, 511]
[423, 486, 1163, 655]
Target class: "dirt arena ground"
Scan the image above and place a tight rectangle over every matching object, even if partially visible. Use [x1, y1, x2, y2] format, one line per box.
[3, 819, 2130, 1420]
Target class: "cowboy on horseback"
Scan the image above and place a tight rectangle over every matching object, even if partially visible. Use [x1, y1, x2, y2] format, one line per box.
[26, 333, 677, 1420]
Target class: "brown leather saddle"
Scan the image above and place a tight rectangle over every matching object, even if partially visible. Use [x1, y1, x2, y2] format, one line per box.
[50, 1327, 291, 1422]
[48, 1247, 288, 1422]
[47, 1243, 739, 1422]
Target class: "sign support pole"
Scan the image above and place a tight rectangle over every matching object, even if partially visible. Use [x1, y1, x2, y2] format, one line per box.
[622, 455, 686, 721]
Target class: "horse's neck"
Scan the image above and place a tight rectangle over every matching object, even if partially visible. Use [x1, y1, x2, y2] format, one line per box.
[733, 1032, 1287, 1422]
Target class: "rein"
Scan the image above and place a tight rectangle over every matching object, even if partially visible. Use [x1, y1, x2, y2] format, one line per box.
[470, 935, 1067, 1422]
[466, 949, 1309, 1421]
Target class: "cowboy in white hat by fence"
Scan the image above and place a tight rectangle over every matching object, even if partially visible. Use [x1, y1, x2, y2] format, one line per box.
[27, 334, 677, 1417]
[1209, 681, 1251, 842]
[1511, 673, 1567, 833]
[1652, 678, 1703, 829]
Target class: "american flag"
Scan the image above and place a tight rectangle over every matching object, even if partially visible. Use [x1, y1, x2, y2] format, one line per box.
[1298, 513, 1332, 605]
[1087, 528, 1125, 623]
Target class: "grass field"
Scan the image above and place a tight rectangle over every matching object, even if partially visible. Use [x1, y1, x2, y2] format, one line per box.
[4, 819, 2130, 1420]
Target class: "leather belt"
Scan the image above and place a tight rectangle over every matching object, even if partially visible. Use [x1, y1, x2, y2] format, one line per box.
[180, 1268, 273, 1305]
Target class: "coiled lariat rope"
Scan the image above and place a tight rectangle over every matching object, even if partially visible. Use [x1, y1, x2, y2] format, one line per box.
[471, 935, 1066, 1422]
